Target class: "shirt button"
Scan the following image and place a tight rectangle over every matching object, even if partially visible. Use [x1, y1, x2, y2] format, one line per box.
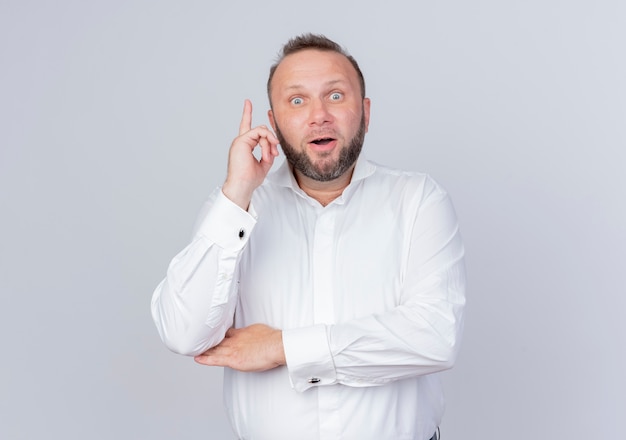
[308, 377, 321, 384]
[238, 228, 245, 239]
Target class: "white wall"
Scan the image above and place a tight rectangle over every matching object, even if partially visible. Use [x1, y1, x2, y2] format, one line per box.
[1, 1, 624, 438]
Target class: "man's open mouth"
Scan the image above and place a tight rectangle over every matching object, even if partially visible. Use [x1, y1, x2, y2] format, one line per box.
[310, 137, 335, 146]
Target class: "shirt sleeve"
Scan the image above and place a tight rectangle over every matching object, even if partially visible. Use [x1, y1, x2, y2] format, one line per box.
[282, 179, 466, 392]
[151, 188, 257, 356]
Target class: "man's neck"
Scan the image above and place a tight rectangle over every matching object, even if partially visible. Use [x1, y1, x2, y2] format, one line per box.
[293, 165, 355, 207]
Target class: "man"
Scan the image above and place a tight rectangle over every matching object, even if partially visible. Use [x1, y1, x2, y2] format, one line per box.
[152, 34, 465, 440]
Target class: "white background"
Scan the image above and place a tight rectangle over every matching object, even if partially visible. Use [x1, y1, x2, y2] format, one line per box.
[1, 1, 624, 438]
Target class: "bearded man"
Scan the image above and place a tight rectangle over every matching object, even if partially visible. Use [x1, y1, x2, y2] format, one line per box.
[152, 33, 465, 440]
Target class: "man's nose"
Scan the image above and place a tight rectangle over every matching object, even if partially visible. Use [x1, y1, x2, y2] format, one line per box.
[308, 99, 333, 126]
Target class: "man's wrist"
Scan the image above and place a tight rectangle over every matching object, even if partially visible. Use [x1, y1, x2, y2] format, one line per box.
[274, 330, 286, 367]
[222, 180, 254, 211]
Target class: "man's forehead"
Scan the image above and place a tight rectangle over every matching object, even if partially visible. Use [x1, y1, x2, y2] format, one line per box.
[277, 49, 350, 69]
[272, 50, 358, 87]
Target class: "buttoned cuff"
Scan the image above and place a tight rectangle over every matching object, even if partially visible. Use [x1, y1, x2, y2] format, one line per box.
[194, 189, 257, 250]
[282, 324, 337, 392]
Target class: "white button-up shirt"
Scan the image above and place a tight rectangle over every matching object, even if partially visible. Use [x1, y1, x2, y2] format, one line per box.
[151, 157, 466, 440]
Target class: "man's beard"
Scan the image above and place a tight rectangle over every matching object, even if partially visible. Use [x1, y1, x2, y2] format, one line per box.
[274, 113, 366, 182]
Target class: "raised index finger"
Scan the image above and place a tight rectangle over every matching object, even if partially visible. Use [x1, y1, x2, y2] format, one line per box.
[238, 99, 253, 135]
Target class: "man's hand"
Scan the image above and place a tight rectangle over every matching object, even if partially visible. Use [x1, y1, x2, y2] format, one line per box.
[222, 100, 280, 210]
[194, 324, 286, 372]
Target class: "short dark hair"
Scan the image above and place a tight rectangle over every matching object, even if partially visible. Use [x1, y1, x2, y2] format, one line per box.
[267, 33, 366, 102]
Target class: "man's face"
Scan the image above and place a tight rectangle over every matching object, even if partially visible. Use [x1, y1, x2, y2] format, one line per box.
[268, 49, 370, 182]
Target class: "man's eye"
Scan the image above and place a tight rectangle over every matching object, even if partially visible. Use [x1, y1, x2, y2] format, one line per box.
[330, 93, 343, 101]
[291, 97, 303, 105]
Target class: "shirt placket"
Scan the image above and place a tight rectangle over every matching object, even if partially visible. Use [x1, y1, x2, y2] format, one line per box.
[313, 206, 341, 438]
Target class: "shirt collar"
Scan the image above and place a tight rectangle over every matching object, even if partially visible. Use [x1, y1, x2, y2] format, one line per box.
[266, 155, 376, 205]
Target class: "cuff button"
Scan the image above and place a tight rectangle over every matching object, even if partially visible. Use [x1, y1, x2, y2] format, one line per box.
[308, 377, 321, 384]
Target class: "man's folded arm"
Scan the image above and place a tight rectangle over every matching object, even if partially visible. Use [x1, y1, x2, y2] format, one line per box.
[282, 182, 466, 392]
[151, 189, 257, 356]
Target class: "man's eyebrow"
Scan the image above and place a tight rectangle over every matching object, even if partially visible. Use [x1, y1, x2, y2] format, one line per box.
[324, 79, 347, 87]
[284, 84, 305, 91]
[283, 79, 348, 91]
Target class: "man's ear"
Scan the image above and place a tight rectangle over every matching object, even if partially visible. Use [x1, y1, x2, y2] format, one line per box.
[268, 109, 277, 132]
[363, 98, 371, 133]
